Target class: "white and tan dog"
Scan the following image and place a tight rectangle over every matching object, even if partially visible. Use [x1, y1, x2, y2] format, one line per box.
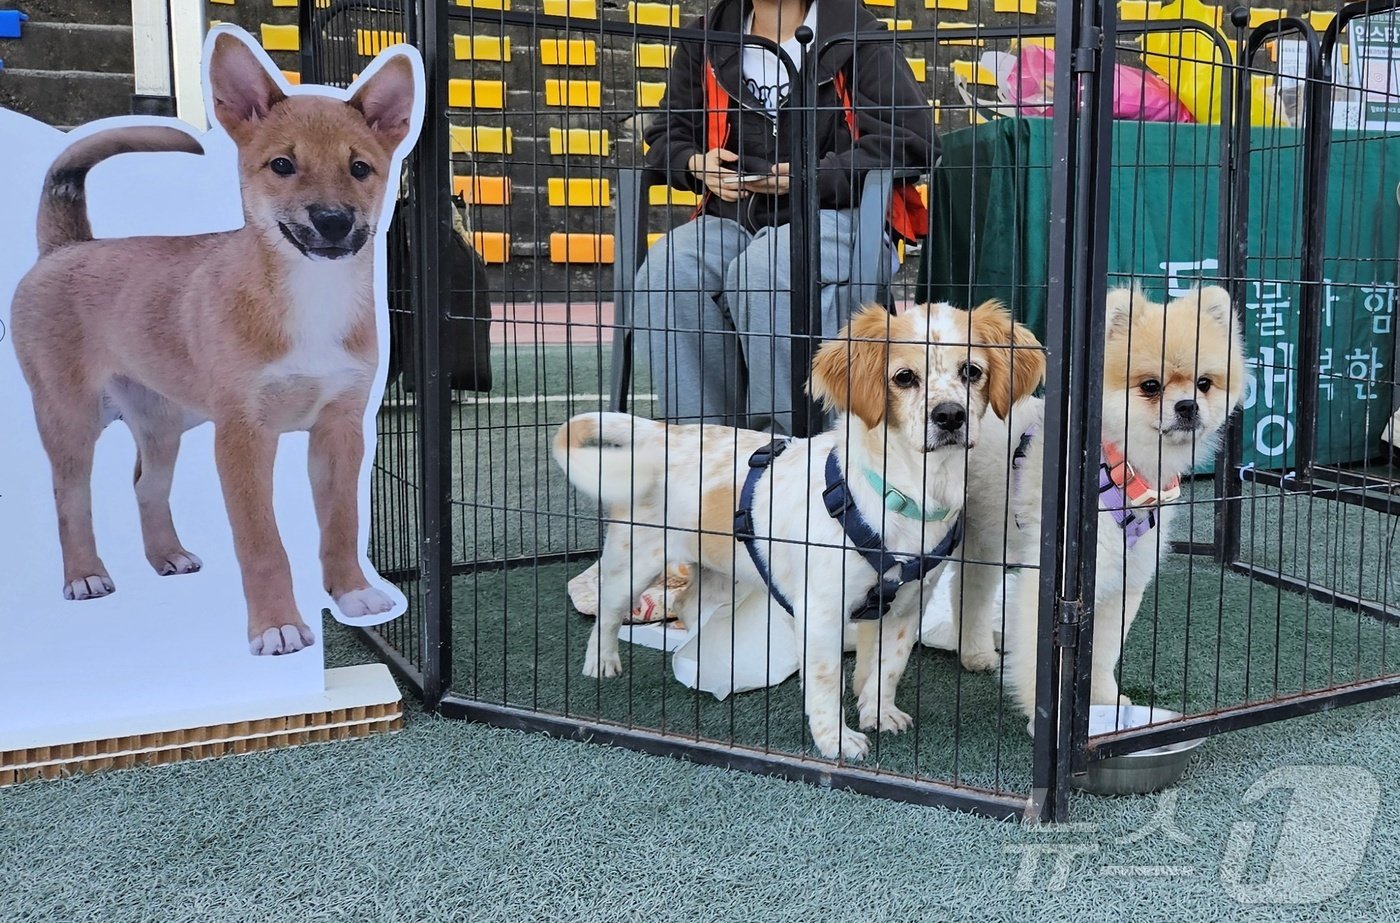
[554, 302, 1044, 759]
[939, 287, 1246, 728]
[9, 33, 418, 654]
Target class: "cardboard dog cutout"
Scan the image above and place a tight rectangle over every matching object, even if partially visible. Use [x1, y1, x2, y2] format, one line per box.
[0, 27, 422, 740]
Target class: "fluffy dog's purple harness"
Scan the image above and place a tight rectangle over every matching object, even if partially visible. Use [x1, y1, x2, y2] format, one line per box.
[733, 440, 964, 621]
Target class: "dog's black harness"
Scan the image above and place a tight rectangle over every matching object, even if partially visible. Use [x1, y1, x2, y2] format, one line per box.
[734, 442, 964, 621]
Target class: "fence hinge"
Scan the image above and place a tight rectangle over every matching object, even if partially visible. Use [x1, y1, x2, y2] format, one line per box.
[1071, 27, 1101, 73]
[1054, 598, 1083, 649]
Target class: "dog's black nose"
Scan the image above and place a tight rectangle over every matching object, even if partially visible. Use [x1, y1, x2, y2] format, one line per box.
[1175, 399, 1199, 421]
[931, 402, 966, 432]
[308, 206, 355, 243]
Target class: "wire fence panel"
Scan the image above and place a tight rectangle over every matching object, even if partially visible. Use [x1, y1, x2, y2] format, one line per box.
[281, 0, 1400, 820]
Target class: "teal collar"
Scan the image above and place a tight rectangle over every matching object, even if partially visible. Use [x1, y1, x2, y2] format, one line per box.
[862, 467, 956, 522]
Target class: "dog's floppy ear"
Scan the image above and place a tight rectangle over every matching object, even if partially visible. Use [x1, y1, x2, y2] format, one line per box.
[349, 53, 418, 150]
[808, 303, 893, 428]
[970, 300, 1045, 420]
[209, 32, 286, 136]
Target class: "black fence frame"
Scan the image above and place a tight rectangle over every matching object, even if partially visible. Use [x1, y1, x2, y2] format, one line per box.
[300, 0, 1400, 823]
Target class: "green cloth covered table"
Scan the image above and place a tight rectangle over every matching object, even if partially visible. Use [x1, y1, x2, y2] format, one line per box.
[918, 117, 1399, 470]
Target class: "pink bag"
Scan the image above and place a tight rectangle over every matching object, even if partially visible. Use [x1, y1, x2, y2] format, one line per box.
[1007, 44, 1194, 123]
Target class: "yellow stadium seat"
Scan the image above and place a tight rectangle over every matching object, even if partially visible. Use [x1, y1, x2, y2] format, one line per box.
[260, 24, 299, 52]
[473, 232, 511, 264]
[629, 2, 680, 27]
[905, 57, 927, 82]
[281, 70, 301, 85]
[937, 22, 986, 46]
[449, 79, 506, 109]
[209, 0, 236, 6]
[451, 125, 513, 155]
[635, 43, 672, 69]
[648, 186, 700, 207]
[547, 178, 611, 207]
[455, 175, 512, 205]
[878, 18, 913, 31]
[1308, 11, 1335, 31]
[636, 81, 667, 108]
[865, 0, 894, 6]
[545, 79, 601, 107]
[1119, 0, 1163, 19]
[550, 233, 615, 264]
[1248, 7, 1285, 27]
[951, 59, 999, 86]
[540, 38, 595, 65]
[548, 128, 610, 156]
[272, 0, 298, 7]
[992, 0, 1036, 13]
[356, 30, 403, 56]
[926, 0, 969, 8]
[456, 0, 510, 9]
[455, 35, 511, 61]
[647, 232, 665, 248]
[543, 0, 597, 17]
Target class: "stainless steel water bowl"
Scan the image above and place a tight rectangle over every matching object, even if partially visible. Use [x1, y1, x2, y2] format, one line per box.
[1072, 705, 1204, 796]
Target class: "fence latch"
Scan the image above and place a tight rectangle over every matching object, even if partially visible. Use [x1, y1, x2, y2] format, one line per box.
[1070, 27, 1101, 74]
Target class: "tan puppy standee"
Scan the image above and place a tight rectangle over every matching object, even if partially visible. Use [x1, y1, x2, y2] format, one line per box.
[11, 33, 418, 655]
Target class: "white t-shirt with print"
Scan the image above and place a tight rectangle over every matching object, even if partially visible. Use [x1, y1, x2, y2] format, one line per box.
[740, 1, 819, 115]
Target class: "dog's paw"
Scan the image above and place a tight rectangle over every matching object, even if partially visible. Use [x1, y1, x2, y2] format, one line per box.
[334, 587, 395, 619]
[815, 726, 870, 761]
[960, 649, 1001, 673]
[64, 575, 115, 600]
[151, 551, 203, 577]
[581, 651, 622, 679]
[249, 623, 316, 656]
[859, 702, 913, 734]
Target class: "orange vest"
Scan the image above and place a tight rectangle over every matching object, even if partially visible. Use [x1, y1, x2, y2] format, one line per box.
[701, 60, 928, 241]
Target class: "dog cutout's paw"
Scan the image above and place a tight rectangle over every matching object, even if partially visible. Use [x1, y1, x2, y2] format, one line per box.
[64, 575, 115, 601]
[152, 551, 203, 577]
[581, 651, 623, 679]
[249, 623, 316, 656]
[334, 586, 395, 620]
[960, 650, 1001, 673]
[859, 702, 913, 734]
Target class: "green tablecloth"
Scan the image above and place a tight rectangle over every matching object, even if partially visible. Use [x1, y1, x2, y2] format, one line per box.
[918, 117, 1399, 469]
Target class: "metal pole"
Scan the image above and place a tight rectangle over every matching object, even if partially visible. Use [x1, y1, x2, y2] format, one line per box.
[789, 26, 817, 439]
[412, 0, 455, 705]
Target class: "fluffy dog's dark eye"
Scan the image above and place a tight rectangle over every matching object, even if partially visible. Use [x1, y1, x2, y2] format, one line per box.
[350, 160, 373, 180]
[1197, 376, 1213, 393]
[960, 363, 983, 383]
[892, 369, 918, 388]
[1139, 378, 1162, 396]
[269, 157, 296, 176]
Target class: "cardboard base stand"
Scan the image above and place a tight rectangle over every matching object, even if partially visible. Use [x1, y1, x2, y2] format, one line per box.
[0, 664, 402, 786]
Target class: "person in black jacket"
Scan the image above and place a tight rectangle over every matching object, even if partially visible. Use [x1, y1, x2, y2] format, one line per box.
[636, 0, 936, 434]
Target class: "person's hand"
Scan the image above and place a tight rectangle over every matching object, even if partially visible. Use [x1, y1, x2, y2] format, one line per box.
[740, 162, 790, 196]
[688, 148, 746, 201]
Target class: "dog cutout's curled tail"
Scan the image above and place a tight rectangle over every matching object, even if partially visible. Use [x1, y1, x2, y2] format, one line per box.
[552, 411, 666, 508]
[37, 126, 204, 256]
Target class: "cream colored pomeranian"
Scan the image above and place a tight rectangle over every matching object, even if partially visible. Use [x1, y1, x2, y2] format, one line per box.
[934, 286, 1247, 729]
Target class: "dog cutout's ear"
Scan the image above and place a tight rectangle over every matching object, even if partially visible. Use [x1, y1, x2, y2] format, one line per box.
[209, 32, 286, 136]
[970, 300, 1045, 420]
[808, 303, 892, 428]
[349, 54, 418, 151]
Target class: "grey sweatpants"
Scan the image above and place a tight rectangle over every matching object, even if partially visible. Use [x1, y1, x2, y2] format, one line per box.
[633, 209, 888, 435]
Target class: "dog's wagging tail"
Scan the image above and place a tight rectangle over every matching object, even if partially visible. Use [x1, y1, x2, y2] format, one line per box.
[37, 127, 204, 257]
